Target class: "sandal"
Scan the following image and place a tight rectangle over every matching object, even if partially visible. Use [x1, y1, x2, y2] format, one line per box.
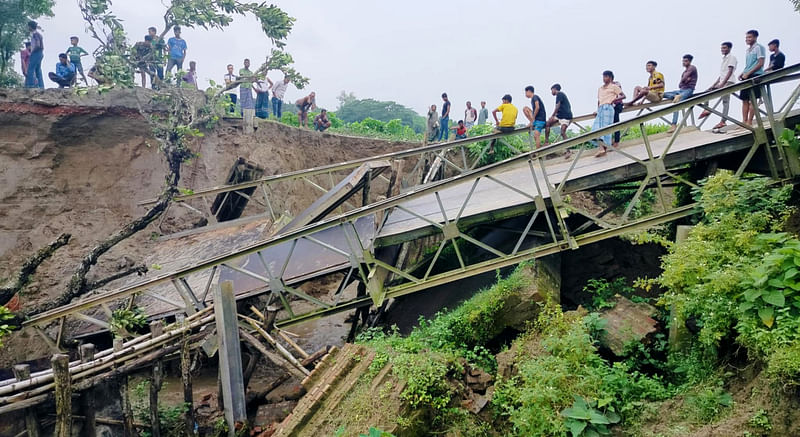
[699, 110, 711, 118]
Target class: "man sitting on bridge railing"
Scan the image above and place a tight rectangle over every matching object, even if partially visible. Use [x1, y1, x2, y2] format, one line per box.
[490, 94, 518, 154]
[625, 61, 664, 107]
[664, 54, 698, 133]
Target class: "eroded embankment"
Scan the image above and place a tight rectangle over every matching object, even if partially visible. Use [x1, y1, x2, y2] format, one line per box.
[0, 88, 415, 366]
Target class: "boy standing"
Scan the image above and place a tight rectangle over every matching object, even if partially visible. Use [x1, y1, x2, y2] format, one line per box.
[66, 36, 88, 85]
[148, 27, 165, 81]
[523, 86, 547, 149]
[593, 71, 623, 157]
[271, 76, 290, 119]
[427, 104, 440, 142]
[224, 64, 238, 114]
[766, 39, 785, 72]
[439, 93, 451, 141]
[464, 102, 477, 128]
[253, 76, 273, 119]
[699, 42, 738, 131]
[478, 101, 489, 125]
[545, 84, 573, 146]
[166, 26, 187, 73]
[239, 59, 255, 132]
[739, 29, 766, 126]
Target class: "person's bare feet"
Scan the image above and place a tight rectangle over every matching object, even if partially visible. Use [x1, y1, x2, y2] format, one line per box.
[667, 124, 677, 133]
[594, 147, 607, 157]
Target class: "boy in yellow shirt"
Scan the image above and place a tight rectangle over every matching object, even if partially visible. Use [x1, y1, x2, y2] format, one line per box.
[488, 94, 518, 154]
[492, 94, 518, 133]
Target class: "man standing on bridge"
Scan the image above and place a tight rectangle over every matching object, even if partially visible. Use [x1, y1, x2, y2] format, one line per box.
[664, 55, 698, 133]
[593, 71, 622, 157]
[478, 101, 489, 125]
[699, 42, 737, 132]
[439, 93, 451, 141]
[465, 101, 478, 129]
[739, 30, 766, 126]
[523, 86, 547, 149]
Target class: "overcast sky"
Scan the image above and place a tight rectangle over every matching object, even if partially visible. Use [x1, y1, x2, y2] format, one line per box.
[26, 1, 798, 121]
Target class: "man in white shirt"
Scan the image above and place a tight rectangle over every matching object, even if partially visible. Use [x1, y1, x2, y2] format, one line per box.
[223, 64, 237, 115]
[699, 42, 738, 131]
[464, 101, 477, 128]
[253, 76, 273, 119]
[271, 76, 290, 119]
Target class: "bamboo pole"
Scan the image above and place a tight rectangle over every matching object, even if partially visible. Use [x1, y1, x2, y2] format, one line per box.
[179, 314, 195, 437]
[0, 314, 214, 401]
[51, 354, 71, 437]
[12, 365, 40, 437]
[239, 315, 309, 376]
[79, 344, 96, 437]
[115, 338, 135, 437]
[149, 322, 164, 437]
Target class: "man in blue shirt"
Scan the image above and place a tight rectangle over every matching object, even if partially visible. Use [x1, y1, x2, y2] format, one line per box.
[166, 26, 187, 73]
[738, 29, 766, 126]
[48, 53, 76, 88]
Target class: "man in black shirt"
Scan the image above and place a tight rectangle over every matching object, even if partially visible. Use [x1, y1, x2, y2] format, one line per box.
[439, 93, 451, 141]
[523, 85, 547, 149]
[766, 39, 785, 72]
[545, 84, 573, 146]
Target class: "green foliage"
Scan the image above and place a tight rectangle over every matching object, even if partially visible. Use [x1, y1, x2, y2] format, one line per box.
[133, 380, 189, 437]
[594, 182, 657, 219]
[738, 234, 800, 329]
[657, 171, 800, 385]
[619, 123, 670, 141]
[658, 172, 792, 349]
[0, 0, 54, 78]
[492, 303, 669, 436]
[336, 97, 426, 133]
[560, 395, 620, 437]
[777, 124, 800, 153]
[582, 278, 634, 310]
[0, 306, 15, 348]
[109, 307, 147, 337]
[685, 383, 733, 423]
[466, 124, 529, 165]
[748, 409, 772, 433]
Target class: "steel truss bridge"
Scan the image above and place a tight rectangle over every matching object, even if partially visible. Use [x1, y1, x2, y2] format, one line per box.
[19, 63, 800, 351]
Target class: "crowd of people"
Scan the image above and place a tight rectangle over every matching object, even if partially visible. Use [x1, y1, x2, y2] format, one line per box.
[20, 22, 332, 131]
[18, 22, 789, 143]
[426, 29, 788, 158]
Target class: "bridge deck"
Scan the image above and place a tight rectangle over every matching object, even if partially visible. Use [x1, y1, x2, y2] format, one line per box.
[377, 124, 773, 245]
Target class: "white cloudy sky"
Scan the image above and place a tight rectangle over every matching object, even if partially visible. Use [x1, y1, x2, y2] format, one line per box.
[26, 0, 799, 120]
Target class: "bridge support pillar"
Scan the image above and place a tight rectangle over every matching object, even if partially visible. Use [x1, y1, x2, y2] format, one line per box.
[214, 280, 247, 436]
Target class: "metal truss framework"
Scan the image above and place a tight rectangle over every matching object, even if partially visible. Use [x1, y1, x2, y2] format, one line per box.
[23, 64, 800, 347]
[140, 96, 693, 234]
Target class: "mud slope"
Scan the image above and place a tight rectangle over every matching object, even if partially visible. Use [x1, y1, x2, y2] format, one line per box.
[0, 88, 415, 364]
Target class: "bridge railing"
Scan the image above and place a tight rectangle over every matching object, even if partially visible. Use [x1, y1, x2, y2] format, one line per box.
[22, 63, 800, 349]
[138, 90, 686, 235]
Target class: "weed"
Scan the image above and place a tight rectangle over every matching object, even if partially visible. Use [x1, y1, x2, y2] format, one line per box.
[685, 384, 733, 423]
[560, 395, 620, 436]
[748, 409, 772, 433]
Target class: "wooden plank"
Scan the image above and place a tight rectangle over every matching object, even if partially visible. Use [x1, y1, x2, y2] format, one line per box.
[214, 281, 247, 435]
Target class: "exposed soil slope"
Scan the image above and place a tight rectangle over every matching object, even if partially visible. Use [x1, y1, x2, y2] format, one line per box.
[0, 88, 415, 365]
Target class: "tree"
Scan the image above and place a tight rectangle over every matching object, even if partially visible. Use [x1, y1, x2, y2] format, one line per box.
[6, 1, 308, 318]
[0, 0, 54, 86]
[337, 90, 357, 108]
[336, 98, 426, 133]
